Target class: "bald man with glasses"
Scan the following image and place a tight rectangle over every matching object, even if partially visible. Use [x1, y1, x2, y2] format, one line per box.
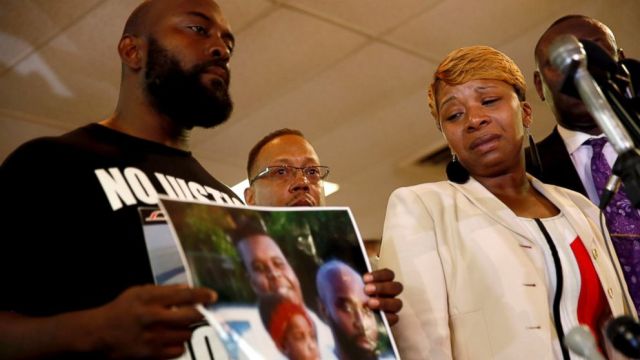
[245, 128, 328, 207]
[244, 128, 403, 326]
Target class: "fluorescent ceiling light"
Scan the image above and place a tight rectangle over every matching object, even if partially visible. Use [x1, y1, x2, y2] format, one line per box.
[231, 179, 250, 200]
[323, 181, 340, 197]
[231, 179, 340, 202]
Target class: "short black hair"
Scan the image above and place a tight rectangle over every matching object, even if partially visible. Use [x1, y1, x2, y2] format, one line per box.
[534, 15, 612, 62]
[228, 209, 268, 247]
[246, 128, 305, 179]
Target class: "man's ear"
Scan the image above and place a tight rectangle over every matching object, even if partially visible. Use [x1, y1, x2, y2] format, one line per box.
[118, 35, 144, 71]
[244, 187, 255, 205]
[533, 70, 545, 101]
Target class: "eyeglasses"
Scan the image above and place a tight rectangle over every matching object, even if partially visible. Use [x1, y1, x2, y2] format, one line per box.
[249, 165, 330, 184]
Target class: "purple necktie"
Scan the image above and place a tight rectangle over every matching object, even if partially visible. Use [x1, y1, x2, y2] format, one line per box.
[587, 137, 640, 313]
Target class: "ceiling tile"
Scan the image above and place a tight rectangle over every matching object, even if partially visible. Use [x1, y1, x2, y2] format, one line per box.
[564, 0, 640, 58]
[279, 0, 440, 35]
[313, 89, 439, 182]
[0, 0, 103, 69]
[192, 41, 431, 168]
[0, 0, 135, 128]
[385, 0, 582, 62]
[216, 0, 274, 31]
[227, 7, 368, 116]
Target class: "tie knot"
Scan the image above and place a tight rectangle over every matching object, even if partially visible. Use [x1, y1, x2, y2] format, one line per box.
[585, 137, 608, 153]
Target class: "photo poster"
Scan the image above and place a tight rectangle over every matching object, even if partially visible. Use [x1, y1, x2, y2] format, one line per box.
[157, 197, 400, 360]
[138, 206, 228, 360]
[138, 207, 188, 285]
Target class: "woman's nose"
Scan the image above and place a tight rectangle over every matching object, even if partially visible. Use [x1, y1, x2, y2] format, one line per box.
[466, 106, 490, 130]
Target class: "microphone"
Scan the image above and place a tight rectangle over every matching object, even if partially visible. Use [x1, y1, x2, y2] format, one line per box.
[581, 39, 623, 81]
[621, 58, 640, 98]
[565, 325, 605, 360]
[549, 34, 635, 155]
[550, 35, 640, 208]
[559, 39, 621, 99]
[599, 173, 621, 210]
[605, 315, 640, 358]
[578, 39, 640, 145]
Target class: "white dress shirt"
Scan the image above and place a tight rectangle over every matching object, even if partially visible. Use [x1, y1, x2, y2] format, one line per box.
[556, 125, 616, 205]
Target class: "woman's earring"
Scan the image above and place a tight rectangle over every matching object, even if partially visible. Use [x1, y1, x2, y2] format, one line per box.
[525, 126, 543, 174]
[446, 153, 470, 184]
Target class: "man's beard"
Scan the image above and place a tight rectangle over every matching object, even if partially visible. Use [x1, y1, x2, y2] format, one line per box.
[327, 316, 377, 360]
[144, 37, 233, 129]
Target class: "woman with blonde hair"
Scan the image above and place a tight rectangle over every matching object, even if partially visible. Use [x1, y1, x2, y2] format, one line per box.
[378, 46, 635, 359]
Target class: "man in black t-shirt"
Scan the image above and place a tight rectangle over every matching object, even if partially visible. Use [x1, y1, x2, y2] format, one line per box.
[0, 0, 237, 358]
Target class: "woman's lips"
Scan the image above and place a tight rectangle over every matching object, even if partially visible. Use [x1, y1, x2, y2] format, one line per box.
[469, 133, 501, 151]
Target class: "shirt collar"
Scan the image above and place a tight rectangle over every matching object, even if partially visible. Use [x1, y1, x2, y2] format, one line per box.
[556, 124, 606, 155]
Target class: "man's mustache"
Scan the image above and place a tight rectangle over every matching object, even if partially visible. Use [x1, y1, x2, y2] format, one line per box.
[192, 59, 230, 85]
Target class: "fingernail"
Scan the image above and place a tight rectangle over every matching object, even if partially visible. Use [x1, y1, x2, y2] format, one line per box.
[363, 273, 373, 282]
[368, 298, 380, 308]
[365, 284, 376, 293]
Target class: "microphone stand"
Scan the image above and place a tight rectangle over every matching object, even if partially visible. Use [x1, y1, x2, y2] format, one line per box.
[600, 79, 640, 147]
[579, 38, 640, 207]
[570, 55, 640, 208]
[613, 149, 640, 208]
[599, 77, 640, 208]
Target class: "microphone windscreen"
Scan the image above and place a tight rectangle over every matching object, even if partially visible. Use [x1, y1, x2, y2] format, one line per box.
[581, 39, 619, 81]
[621, 58, 640, 97]
[549, 34, 584, 74]
[605, 315, 640, 358]
[565, 325, 603, 359]
[548, 34, 584, 98]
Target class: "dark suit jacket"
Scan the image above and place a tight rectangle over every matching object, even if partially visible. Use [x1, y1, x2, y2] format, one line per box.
[525, 126, 588, 196]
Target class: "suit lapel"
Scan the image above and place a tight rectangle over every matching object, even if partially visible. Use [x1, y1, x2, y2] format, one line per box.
[536, 127, 588, 196]
[451, 176, 593, 246]
[451, 178, 533, 241]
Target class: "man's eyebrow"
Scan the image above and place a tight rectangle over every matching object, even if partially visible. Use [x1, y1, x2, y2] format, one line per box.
[184, 11, 212, 22]
[184, 11, 236, 45]
[270, 157, 319, 165]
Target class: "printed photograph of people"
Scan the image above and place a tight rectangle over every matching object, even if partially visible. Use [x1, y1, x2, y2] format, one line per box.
[259, 294, 321, 360]
[158, 198, 399, 360]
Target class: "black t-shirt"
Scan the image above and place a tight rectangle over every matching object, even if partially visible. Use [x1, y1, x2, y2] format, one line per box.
[0, 123, 242, 316]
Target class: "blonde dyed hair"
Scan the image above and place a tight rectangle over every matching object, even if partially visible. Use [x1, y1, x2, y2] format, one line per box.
[427, 46, 526, 129]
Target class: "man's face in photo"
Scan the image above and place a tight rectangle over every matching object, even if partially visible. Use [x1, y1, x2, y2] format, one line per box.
[237, 234, 304, 305]
[320, 265, 379, 358]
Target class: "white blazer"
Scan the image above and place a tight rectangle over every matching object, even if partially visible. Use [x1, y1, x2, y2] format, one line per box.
[379, 176, 635, 360]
